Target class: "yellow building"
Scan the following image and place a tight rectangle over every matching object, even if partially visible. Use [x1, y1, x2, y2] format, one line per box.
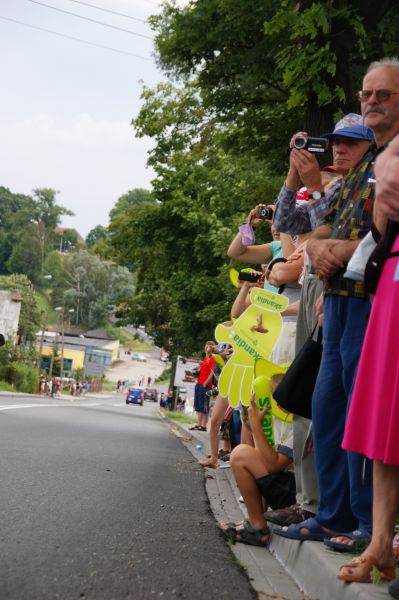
[37, 332, 119, 376]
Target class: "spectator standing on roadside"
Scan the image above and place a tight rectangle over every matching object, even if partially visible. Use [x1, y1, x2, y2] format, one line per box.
[266, 114, 373, 528]
[189, 342, 216, 432]
[274, 57, 399, 546]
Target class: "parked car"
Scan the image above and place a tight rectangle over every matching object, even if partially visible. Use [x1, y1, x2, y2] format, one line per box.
[130, 352, 147, 362]
[126, 387, 144, 406]
[144, 387, 158, 402]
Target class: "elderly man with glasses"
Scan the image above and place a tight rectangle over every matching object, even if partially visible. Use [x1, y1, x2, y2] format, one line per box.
[273, 57, 399, 551]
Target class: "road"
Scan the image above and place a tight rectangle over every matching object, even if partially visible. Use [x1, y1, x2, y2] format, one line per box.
[0, 394, 256, 600]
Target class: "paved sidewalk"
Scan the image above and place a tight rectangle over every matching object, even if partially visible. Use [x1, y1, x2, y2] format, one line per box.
[163, 414, 396, 600]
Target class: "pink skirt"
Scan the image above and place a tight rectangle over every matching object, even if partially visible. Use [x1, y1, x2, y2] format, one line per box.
[342, 234, 399, 465]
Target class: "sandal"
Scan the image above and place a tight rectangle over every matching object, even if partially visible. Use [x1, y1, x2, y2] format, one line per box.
[189, 425, 200, 430]
[337, 555, 396, 583]
[324, 529, 371, 553]
[233, 520, 270, 547]
[273, 517, 343, 542]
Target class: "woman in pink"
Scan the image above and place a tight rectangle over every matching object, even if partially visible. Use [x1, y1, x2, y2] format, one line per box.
[338, 135, 399, 588]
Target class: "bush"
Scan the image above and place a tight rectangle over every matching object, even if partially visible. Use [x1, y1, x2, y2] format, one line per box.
[0, 362, 37, 393]
[155, 366, 171, 383]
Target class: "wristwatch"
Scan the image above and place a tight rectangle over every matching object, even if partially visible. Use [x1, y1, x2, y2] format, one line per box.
[308, 191, 325, 201]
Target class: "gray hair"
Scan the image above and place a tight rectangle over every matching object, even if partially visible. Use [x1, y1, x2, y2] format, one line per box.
[367, 57, 399, 73]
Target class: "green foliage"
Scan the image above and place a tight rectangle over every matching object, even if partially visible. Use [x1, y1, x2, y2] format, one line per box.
[85, 224, 108, 249]
[109, 188, 155, 222]
[104, 0, 399, 359]
[155, 366, 171, 383]
[0, 186, 74, 283]
[51, 249, 135, 330]
[0, 362, 37, 393]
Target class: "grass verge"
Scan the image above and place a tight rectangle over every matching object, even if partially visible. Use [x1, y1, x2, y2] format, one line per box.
[162, 410, 196, 425]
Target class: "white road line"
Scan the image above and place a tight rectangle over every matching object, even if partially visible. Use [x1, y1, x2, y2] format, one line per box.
[0, 402, 102, 411]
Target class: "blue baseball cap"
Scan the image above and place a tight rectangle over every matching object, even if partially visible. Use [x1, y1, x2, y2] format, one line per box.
[323, 113, 374, 142]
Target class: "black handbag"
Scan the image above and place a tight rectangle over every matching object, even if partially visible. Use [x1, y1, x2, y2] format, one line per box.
[273, 325, 323, 420]
[364, 220, 399, 294]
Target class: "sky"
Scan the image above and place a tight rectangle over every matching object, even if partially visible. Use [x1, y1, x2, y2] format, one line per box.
[0, 0, 177, 238]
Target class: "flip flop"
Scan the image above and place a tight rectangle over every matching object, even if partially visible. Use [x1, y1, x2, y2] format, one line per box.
[324, 529, 371, 553]
[272, 517, 342, 542]
[337, 555, 395, 583]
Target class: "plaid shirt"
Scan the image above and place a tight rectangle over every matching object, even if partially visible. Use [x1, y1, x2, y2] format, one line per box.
[322, 145, 383, 297]
[273, 179, 342, 235]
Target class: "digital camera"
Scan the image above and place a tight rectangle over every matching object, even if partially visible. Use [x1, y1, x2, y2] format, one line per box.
[294, 136, 329, 153]
[258, 206, 274, 220]
[238, 271, 264, 285]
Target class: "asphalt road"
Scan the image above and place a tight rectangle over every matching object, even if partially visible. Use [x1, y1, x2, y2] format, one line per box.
[0, 395, 256, 600]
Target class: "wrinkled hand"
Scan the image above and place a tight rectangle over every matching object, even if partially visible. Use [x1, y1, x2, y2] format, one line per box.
[307, 239, 344, 278]
[290, 149, 323, 192]
[248, 394, 268, 430]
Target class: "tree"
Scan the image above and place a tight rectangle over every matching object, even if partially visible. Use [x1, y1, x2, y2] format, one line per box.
[53, 250, 135, 330]
[85, 225, 108, 249]
[109, 0, 399, 357]
[0, 186, 74, 281]
[109, 188, 155, 222]
[150, 0, 398, 164]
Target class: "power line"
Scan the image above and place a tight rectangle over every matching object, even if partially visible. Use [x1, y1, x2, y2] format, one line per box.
[64, 0, 148, 24]
[0, 15, 153, 60]
[26, 0, 153, 40]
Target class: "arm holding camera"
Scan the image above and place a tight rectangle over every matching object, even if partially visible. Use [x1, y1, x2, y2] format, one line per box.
[227, 204, 275, 264]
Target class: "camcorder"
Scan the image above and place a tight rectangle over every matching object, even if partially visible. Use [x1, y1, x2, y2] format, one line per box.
[257, 206, 274, 220]
[294, 136, 329, 153]
[238, 271, 264, 286]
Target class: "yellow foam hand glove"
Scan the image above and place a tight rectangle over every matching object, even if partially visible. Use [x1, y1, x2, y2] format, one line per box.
[215, 289, 288, 408]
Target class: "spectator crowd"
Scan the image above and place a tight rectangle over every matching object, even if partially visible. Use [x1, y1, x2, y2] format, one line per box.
[189, 57, 399, 595]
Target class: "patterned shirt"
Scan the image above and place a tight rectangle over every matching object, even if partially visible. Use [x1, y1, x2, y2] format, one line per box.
[273, 179, 342, 235]
[322, 145, 384, 297]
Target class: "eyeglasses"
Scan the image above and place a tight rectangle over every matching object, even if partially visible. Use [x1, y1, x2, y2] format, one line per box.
[357, 89, 399, 102]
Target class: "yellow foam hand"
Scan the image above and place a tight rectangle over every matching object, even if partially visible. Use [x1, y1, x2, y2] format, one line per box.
[215, 289, 289, 408]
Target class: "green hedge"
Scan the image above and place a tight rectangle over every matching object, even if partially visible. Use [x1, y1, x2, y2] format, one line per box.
[0, 362, 37, 393]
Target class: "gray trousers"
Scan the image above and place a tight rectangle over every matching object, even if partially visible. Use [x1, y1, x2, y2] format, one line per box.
[292, 271, 324, 514]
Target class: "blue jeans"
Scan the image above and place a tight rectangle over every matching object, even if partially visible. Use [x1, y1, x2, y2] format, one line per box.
[312, 294, 373, 533]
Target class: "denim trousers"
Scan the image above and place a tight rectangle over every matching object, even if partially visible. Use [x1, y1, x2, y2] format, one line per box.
[312, 294, 373, 533]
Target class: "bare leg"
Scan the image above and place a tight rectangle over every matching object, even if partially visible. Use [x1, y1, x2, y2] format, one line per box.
[339, 461, 399, 579]
[199, 395, 228, 467]
[229, 444, 269, 530]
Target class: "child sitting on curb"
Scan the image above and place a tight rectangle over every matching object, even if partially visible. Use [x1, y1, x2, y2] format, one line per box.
[220, 382, 295, 547]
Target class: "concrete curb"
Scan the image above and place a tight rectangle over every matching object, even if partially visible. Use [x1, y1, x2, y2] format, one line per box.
[161, 413, 396, 600]
[160, 413, 305, 600]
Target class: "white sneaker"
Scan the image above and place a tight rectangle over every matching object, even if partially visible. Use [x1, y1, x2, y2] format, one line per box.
[238, 495, 244, 503]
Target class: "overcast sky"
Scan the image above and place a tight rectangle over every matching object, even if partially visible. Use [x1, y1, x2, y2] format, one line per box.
[0, 0, 175, 237]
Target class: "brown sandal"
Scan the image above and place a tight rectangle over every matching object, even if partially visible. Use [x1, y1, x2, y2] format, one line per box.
[337, 555, 396, 583]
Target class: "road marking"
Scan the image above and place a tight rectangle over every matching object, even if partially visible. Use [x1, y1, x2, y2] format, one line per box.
[0, 403, 72, 411]
[0, 402, 105, 411]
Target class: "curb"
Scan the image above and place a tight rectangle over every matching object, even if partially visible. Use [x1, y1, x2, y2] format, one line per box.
[160, 412, 305, 600]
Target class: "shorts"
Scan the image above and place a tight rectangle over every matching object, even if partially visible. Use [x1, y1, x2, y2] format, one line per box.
[255, 471, 296, 510]
[194, 383, 210, 414]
